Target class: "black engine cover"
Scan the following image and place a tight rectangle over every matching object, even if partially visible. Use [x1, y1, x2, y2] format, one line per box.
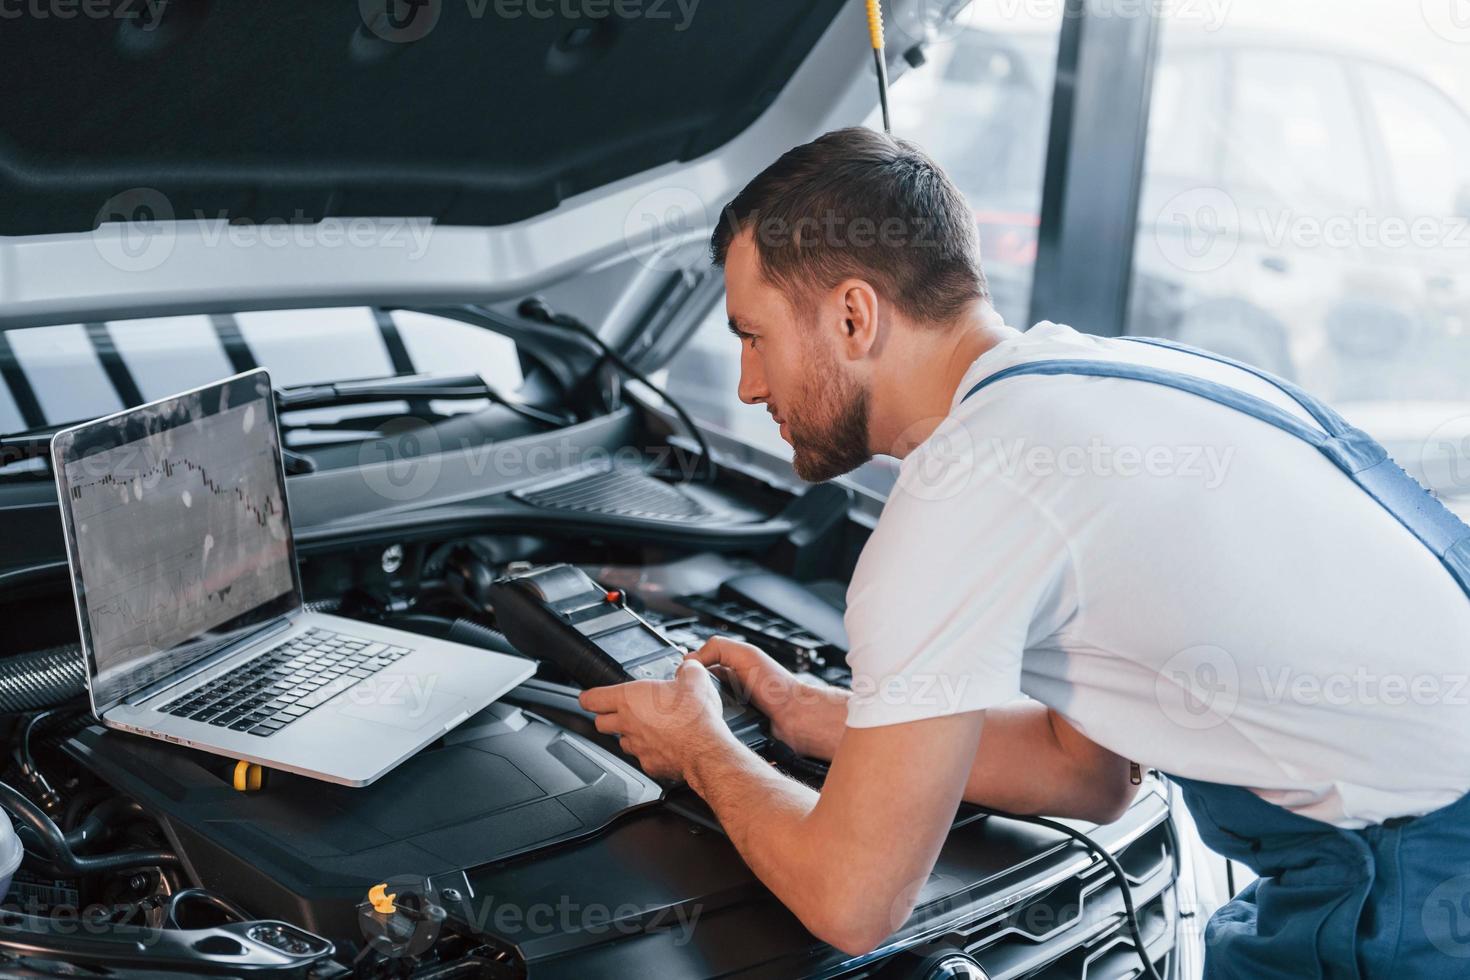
[65, 690, 1179, 978]
[64, 702, 661, 942]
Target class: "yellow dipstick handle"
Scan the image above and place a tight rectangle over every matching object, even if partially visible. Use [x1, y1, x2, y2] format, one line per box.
[865, 0, 885, 49]
[232, 760, 264, 792]
[368, 883, 397, 914]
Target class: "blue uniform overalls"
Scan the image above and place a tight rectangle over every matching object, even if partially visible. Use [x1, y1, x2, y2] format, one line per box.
[960, 337, 1470, 978]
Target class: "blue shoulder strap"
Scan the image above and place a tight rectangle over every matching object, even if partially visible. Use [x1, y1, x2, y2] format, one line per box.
[959, 336, 1470, 595]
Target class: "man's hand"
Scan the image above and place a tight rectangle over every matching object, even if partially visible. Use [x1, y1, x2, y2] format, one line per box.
[578, 658, 737, 781]
[687, 636, 850, 757]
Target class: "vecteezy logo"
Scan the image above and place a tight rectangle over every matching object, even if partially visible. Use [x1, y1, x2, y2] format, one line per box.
[621, 186, 708, 272]
[1424, 874, 1470, 957]
[1422, 0, 1470, 43]
[1420, 414, 1470, 499]
[359, 0, 441, 43]
[1154, 187, 1240, 274]
[1156, 644, 1239, 730]
[357, 875, 445, 959]
[357, 416, 443, 502]
[92, 187, 176, 273]
[891, 415, 975, 503]
[891, 0, 973, 46]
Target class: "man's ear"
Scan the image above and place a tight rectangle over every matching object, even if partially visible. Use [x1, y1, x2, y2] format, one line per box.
[834, 279, 880, 359]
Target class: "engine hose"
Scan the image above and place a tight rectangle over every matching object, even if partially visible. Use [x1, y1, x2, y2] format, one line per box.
[0, 644, 86, 713]
[447, 618, 524, 657]
[62, 786, 110, 832]
[0, 779, 180, 874]
[27, 710, 92, 749]
[0, 600, 338, 716]
[63, 798, 148, 851]
[12, 707, 70, 813]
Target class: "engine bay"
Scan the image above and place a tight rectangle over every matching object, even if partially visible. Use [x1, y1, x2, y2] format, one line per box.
[0, 522, 867, 977]
[0, 476, 1181, 979]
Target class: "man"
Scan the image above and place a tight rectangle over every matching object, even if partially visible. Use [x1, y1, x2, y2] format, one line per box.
[579, 127, 1470, 976]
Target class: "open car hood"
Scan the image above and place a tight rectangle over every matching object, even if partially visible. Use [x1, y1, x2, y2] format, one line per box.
[0, 0, 946, 332]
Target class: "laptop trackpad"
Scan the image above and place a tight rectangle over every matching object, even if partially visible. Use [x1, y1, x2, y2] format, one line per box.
[333, 686, 468, 732]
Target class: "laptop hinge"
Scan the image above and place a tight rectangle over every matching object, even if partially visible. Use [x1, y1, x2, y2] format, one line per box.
[122, 618, 293, 707]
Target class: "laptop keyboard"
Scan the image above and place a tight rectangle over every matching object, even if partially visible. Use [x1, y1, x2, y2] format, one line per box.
[158, 628, 412, 738]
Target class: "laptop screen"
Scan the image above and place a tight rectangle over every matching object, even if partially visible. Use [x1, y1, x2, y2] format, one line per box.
[52, 370, 302, 712]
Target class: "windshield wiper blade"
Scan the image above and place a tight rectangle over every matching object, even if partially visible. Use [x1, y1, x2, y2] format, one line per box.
[0, 373, 563, 476]
[275, 373, 572, 427]
[0, 421, 323, 476]
[0, 421, 76, 466]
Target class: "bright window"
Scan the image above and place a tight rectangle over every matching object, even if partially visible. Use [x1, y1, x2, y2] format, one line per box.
[1128, 1, 1470, 514]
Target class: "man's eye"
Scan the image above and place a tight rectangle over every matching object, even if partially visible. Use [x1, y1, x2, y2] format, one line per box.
[747, 336, 760, 350]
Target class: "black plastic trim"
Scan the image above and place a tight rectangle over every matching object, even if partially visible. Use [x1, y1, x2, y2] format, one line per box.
[1029, 0, 1161, 336]
[0, 328, 45, 429]
[209, 314, 258, 373]
[83, 321, 145, 408]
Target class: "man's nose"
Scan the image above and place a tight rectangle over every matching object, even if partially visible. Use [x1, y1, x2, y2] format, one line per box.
[737, 346, 767, 406]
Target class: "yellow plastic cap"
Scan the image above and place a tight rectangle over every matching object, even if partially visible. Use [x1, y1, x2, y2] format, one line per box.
[232, 761, 264, 792]
[368, 883, 397, 914]
[865, 0, 885, 50]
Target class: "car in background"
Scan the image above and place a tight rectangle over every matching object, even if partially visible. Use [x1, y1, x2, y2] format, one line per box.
[901, 25, 1470, 514]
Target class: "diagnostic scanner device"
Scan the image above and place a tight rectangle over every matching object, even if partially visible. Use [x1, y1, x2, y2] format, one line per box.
[487, 564, 766, 743]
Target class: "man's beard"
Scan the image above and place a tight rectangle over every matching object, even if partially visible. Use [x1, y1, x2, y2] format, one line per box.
[787, 354, 872, 483]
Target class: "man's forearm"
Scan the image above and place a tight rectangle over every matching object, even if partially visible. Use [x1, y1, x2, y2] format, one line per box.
[775, 682, 851, 759]
[779, 690, 1134, 822]
[684, 731, 841, 939]
[684, 711, 990, 955]
[962, 702, 1136, 821]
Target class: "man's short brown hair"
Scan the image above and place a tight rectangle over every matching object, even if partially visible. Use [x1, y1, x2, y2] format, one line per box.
[710, 127, 988, 325]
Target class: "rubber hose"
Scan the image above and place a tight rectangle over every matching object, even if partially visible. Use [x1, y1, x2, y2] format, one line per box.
[0, 645, 86, 713]
[64, 798, 148, 851]
[0, 779, 180, 874]
[0, 599, 338, 716]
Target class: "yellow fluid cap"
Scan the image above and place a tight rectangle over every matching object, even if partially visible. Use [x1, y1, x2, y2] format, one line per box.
[368, 883, 397, 914]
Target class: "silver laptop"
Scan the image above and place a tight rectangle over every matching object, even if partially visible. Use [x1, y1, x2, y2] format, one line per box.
[51, 369, 534, 786]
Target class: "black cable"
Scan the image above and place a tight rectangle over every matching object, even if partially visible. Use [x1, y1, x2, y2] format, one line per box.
[517, 297, 717, 483]
[17, 709, 60, 796]
[1225, 857, 1236, 897]
[996, 811, 1164, 980]
[765, 745, 1158, 977]
[12, 705, 79, 813]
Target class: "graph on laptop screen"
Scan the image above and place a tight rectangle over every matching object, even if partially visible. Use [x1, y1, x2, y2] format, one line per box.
[64, 394, 294, 697]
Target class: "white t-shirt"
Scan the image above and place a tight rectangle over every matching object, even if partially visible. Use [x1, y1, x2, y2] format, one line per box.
[844, 321, 1470, 828]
